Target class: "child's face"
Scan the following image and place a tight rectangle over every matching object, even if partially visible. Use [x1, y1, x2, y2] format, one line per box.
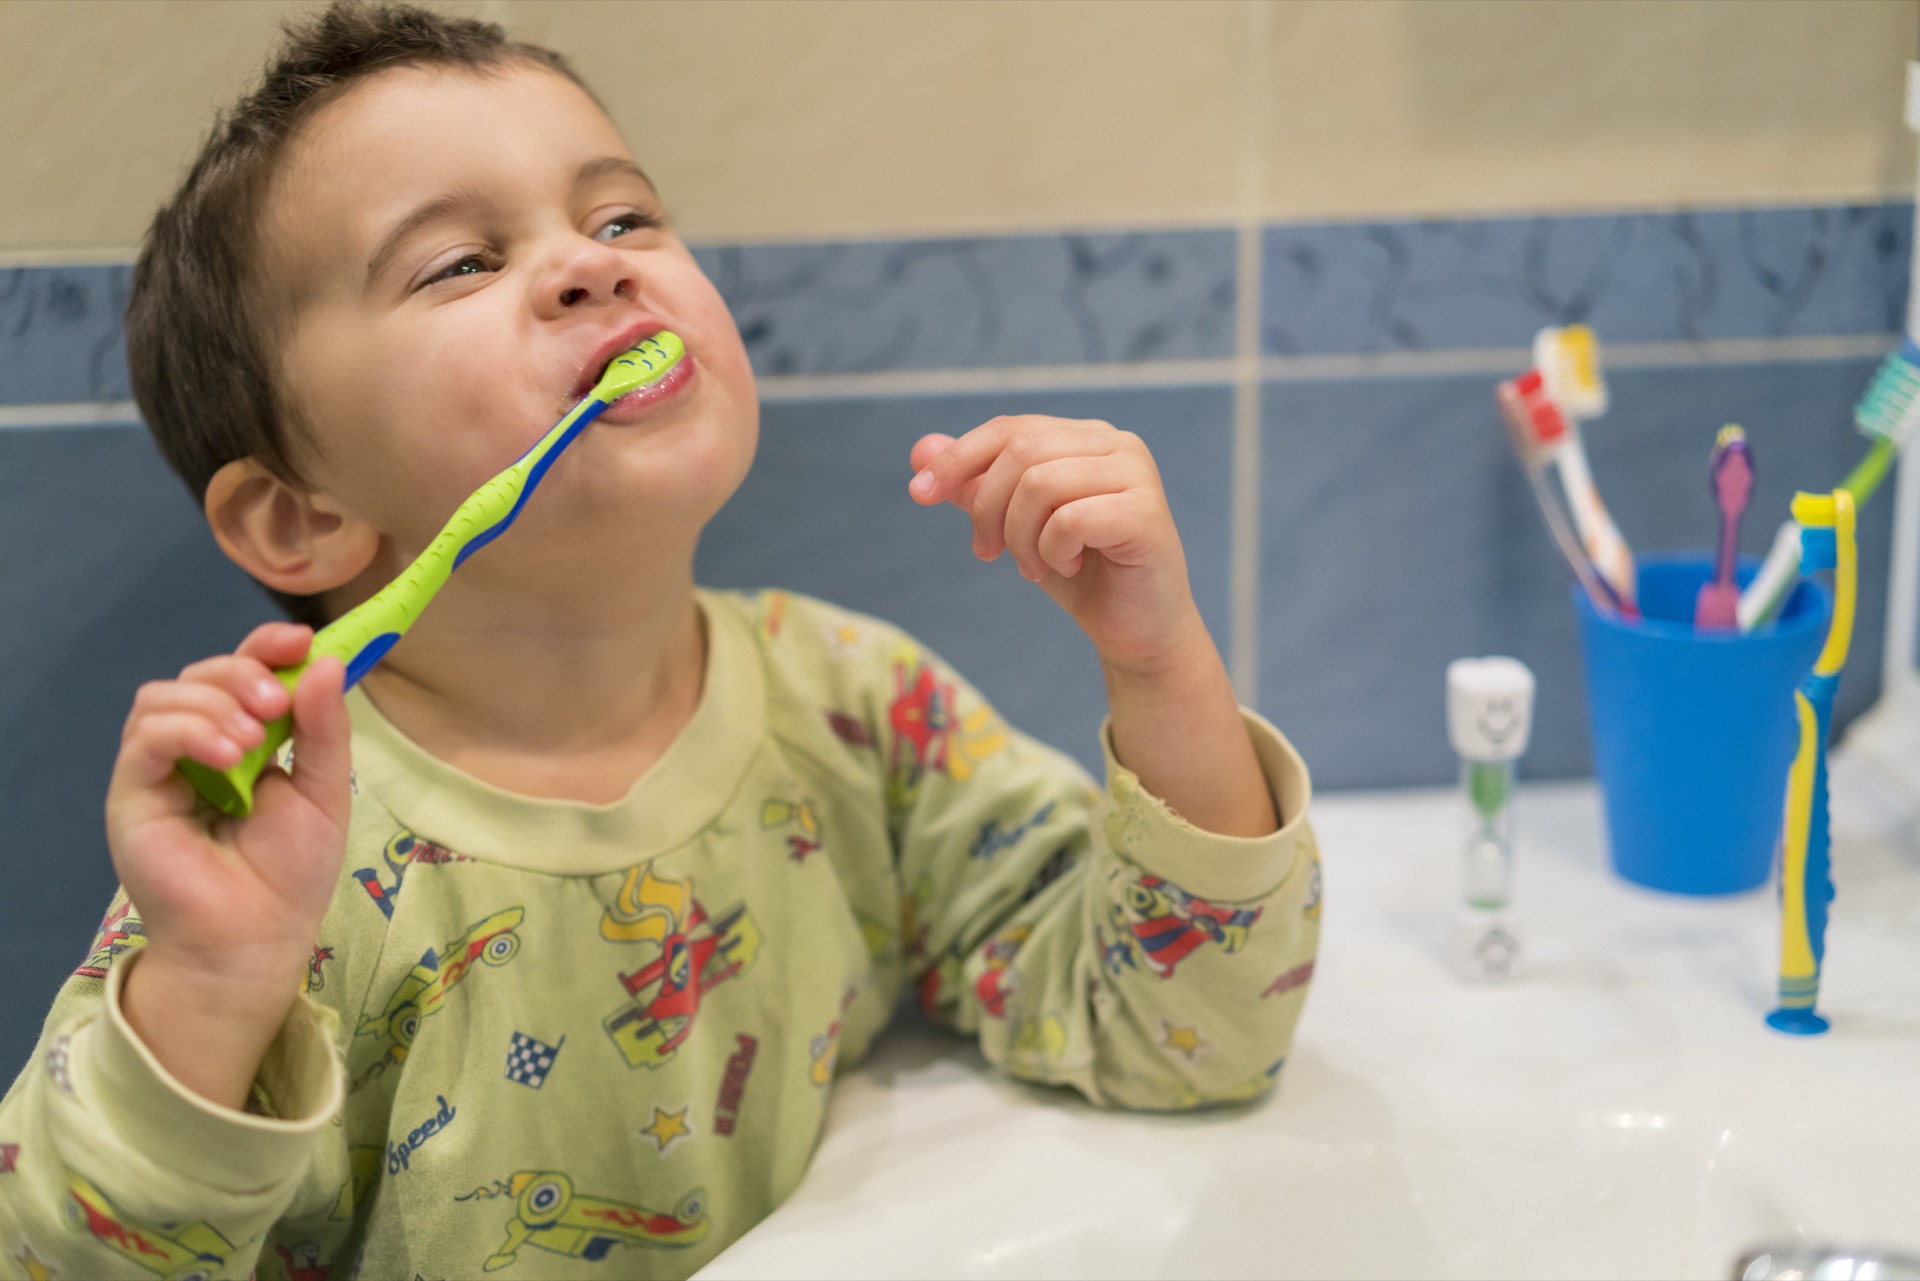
[260, 62, 758, 583]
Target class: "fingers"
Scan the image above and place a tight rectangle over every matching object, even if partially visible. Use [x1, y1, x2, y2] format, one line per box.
[117, 702, 253, 789]
[235, 620, 315, 668]
[126, 677, 263, 754]
[1001, 454, 1138, 580]
[909, 417, 1115, 511]
[111, 623, 311, 803]
[970, 426, 1119, 563]
[1034, 490, 1159, 579]
[176, 635, 307, 727]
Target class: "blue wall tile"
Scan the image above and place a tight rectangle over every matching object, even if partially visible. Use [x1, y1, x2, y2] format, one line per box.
[693, 230, 1237, 376]
[1263, 204, 1910, 355]
[0, 424, 273, 1079]
[0, 265, 133, 404]
[695, 385, 1235, 777]
[1258, 359, 1893, 790]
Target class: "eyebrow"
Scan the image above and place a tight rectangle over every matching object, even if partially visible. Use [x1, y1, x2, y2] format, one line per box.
[365, 188, 490, 290]
[576, 155, 655, 190]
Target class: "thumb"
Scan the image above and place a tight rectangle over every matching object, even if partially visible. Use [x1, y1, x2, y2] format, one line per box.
[285, 657, 351, 819]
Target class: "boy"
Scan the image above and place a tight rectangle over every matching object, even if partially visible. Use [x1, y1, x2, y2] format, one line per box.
[0, 4, 1320, 1278]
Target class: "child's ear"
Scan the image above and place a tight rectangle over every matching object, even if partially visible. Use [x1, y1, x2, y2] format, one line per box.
[204, 457, 379, 596]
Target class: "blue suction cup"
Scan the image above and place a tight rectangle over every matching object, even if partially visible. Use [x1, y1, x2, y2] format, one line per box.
[1765, 1007, 1830, 1036]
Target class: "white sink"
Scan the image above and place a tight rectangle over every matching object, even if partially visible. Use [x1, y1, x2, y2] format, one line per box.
[698, 759, 1920, 1280]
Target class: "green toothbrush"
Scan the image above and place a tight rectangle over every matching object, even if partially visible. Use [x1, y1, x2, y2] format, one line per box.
[178, 331, 686, 817]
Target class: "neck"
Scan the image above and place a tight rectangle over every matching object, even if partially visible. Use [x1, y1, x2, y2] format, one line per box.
[353, 550, 708, 803]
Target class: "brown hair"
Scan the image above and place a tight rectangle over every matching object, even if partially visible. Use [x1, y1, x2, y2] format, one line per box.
[125, 1, 591, 628]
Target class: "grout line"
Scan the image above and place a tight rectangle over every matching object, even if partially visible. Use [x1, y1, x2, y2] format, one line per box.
[1228, 0, 1272, 707]
[758, 333, 1894, 401]
[2, 198, 1911, 263]
[3, 333, 1894, 427]
[755, 359, 1235, 402]
[0, 401, 141, 428]
[1602, 333, 1895, 369]
[1231, 228, 1263, 705]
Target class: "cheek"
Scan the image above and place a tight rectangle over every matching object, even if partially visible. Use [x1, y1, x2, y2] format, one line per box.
[304, 324, 529, 533]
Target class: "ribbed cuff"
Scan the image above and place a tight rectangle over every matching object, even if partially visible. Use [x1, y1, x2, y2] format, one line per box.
[77, 951, 345, 1193]
[1098, 706, 1313, 902]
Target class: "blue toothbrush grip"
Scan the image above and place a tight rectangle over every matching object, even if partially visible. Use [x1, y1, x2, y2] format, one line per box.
[1799, 527, 1838, 574]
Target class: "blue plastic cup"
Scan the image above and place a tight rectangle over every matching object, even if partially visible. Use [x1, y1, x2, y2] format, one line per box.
[1573, 553, 1832, 895]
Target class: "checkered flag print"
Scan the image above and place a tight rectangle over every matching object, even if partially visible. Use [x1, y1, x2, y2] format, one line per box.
[45, 1033, 73, 1095]
[505, 1031, 563, 1088]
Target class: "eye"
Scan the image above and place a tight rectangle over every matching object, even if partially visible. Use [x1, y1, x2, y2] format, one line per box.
[418, 253, 495, 289]
[593, 210, 660, 243]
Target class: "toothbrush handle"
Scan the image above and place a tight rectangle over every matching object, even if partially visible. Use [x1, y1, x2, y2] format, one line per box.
[1714, 503, 1740, 587]
[1554, 431, 1637, 608]
[1737, 520, 1801, 632]
[1767, 489, 1854, 1035]
[1770, 673, 1837, 1034]
[1523, 459, 1620, 617]
[178, 396, 609, 818]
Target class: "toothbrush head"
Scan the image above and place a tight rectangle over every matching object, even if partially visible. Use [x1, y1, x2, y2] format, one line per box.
[1533, 325, 1608, 421]
[1710, 423, 1754, 510]
[592, 331, 686, 402]
[1854, 336, 1920, 448]
[1497, 369, 1569, 465]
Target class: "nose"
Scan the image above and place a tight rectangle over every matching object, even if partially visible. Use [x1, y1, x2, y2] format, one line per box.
[535, 235, 637, 317]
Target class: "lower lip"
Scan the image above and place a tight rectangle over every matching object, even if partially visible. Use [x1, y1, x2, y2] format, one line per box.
[595, 353, 696, 424]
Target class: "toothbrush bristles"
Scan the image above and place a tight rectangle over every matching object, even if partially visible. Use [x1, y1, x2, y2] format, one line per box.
[1855, 339, 1920, 447]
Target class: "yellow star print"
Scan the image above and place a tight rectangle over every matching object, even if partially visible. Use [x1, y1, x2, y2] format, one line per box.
[637, 1105, 693, 1154]
[1161, 1022, 1205, 1060]
[15, 1242, 53, 1281]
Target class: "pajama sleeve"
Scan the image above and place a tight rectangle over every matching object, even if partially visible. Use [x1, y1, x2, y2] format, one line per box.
[875, 628, 1322, 1111]
[0, 889, 348, 1280]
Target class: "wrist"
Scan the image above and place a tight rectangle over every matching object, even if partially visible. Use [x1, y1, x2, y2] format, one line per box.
[1095, 606, 1216, 690]
[119, 947, 303, 1110]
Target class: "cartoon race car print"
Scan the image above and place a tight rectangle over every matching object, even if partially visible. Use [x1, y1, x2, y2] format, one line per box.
[1107, 874, 1261, 978]
[74, 893, 146, 979]
[973, 925, 1032, 1018]
[604, 895, 762, 1070]
[884, 646, 1008, 809]
[356, 907, 525, 1073]
[64, 1172, 234, 1281]
[467, 1171, 708, 1271]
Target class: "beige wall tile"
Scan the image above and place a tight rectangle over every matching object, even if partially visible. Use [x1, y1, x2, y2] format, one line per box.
[0, 0, 311, 256]
[0, 0, 1915, 257]
[505, 0, 1247, 241]
[1261, 0, 1919, 221]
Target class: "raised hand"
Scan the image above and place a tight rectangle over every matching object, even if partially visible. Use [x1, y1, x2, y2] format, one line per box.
[907, 416, 1199, 675]
[908, 414, 1277, 837]
[106, 621, 351, 1108]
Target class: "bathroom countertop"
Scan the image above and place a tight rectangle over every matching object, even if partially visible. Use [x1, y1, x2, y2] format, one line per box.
[696, 761, 1920, 1280]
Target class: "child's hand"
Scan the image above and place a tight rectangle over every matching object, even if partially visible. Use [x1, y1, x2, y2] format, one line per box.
[908, 417, 1200, 672]
[104, 622, 351, 1107]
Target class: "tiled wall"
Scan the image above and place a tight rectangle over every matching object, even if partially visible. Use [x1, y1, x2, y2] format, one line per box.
[1, 202, 1911, 1071]
[3, 199, 1906, 788]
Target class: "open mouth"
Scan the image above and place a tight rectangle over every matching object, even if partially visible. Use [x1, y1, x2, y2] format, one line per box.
[564, 323, 696, 422]
[597, 352, 695, 420]
[572, 321, 674, 399]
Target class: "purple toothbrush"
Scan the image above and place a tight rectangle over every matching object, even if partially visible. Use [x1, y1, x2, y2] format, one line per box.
[1695, 424, 1754, 631]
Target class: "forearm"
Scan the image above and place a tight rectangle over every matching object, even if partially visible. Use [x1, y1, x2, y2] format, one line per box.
[1101, 613, 1278, 838]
